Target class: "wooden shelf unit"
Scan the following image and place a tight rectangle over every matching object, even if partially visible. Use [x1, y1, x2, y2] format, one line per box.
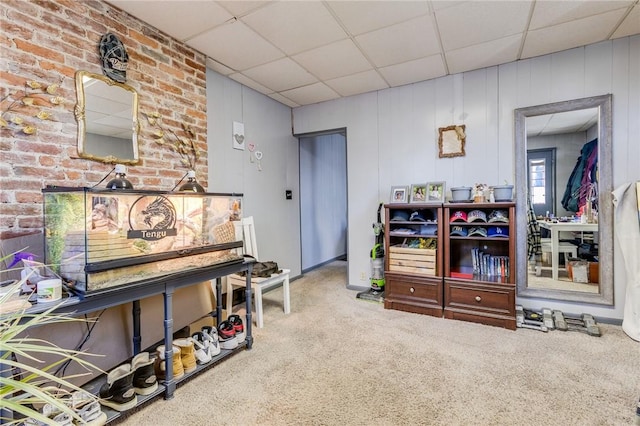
[383, 203, 443, 317]
[443, 202, 516, 330]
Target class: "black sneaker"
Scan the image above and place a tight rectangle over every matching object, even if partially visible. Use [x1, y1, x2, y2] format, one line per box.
[98, 364, 137, 412]
[228, 314, 246, 342]
[217, 320, 238, 350]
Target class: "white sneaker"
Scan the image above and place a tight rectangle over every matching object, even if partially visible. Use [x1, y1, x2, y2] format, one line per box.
[202, 326, 221, 357]
[69, 391, 107, 426]
[191, 332, 212, 364]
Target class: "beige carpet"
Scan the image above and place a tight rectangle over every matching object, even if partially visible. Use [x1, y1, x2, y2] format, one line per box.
[118, 261, 640, 425]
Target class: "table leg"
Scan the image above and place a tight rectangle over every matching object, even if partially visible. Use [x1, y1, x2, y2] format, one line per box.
[132, 300, 141, 355]
[551, 228, 559, 280]
[245, 265, 253, 350]
[215, 277, 222, 326]
[163, 289, 175, 399]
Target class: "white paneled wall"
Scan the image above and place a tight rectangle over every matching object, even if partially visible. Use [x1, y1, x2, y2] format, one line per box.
[207, 69, 302, 277]
[293, 36, 639, 320]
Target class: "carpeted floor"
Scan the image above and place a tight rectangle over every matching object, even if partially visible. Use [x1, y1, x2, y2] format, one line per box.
[118, 260, 640, 425]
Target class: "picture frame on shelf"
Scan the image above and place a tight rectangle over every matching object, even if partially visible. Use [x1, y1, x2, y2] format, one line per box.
[390, 186, 409, 203]
[426, 181, 446, 202]
[410, 183, 427, 203]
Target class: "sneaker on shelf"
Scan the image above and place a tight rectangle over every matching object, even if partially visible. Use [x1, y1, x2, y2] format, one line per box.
[98, 364, 137, 412]
[217, 320, 238, 350]
[228, 314, 246, 342]
[173, 338, 197, 374]
[25, 402, 74, 426]
[202, 325, 221, 357]
[68, 390, 107, 426]
[131, 352, 158, 396]
[153, 345, 184, 381]
[191, 331, 212, 365]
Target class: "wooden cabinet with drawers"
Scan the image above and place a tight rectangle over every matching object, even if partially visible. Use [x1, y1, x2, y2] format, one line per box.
[383, 203, 443, 317]
[443, 202, 516, 330]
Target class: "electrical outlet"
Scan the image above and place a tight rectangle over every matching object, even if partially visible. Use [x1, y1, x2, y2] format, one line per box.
[360, 271, 367, 281]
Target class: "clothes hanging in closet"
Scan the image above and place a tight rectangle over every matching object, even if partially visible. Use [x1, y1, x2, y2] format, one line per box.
[561, 138, 598, 213]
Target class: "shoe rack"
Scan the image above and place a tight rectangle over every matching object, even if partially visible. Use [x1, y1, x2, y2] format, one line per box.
[8, 260, 255, 424]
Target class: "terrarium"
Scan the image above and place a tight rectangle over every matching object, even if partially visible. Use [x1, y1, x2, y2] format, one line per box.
[42, 187, 243, 294]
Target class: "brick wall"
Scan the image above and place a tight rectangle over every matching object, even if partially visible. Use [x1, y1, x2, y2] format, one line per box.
[0, 0, 208, 240]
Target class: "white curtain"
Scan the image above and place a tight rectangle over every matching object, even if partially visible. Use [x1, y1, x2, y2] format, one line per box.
[612, 182, 640, 342]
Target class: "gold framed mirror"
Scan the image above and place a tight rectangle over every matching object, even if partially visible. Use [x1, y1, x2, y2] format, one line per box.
[74, 70, 139, 165]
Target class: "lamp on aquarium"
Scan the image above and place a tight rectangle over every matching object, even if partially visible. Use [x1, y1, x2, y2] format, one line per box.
[178, 170, 205, 193]
[106, 164, 134, 190]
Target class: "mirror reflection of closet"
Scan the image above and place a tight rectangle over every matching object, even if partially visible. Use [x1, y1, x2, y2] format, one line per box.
[515, 95, 613, 305]
[75, 70, 139, 165]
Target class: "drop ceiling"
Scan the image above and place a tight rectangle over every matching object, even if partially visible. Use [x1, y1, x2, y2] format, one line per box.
[107, 0, 639, 108]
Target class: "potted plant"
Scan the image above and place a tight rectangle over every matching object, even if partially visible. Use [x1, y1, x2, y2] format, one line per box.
[1, 253, 104, 425]
[491, 181, 514, 201]
[450, 186, 472, 202]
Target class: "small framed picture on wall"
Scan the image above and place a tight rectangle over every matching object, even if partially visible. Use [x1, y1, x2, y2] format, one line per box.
[426, 181, 446, 203]
[390, 186, 408, 203]
[410, 183, 427, 203]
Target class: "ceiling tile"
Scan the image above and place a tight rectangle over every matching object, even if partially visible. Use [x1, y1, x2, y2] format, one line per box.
[430, 1, 467, 12]
[446, 34, 522, 74]
[242, 2, 348, 55]
[242, 58, 318, 92]
[280, 83, 341, 106]
[436, 1, 532, 51]
[529, 0, 634, 30]
[356, 15, 440, 68]
[325, 70, 388, 97]
[227, 73, 273, 95]
[216, 1, 267, 17]
[206, 58, 233, 75]
[188, 21, 284, 71]
[378, 55, 447, 87]
[292, 39, 373, 81]
[268, 93, 300, 108]
[326, 1, 430, 36]
[522, 8, 628, 59]
[107, 0, 232, 41]
[612, 5, 640, 39]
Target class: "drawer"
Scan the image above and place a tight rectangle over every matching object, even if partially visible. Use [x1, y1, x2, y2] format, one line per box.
[444, 280, 515, 316]
[384, 272, 443, 317]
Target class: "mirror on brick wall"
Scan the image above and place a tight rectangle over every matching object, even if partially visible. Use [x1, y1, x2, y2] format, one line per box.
[74, 70, 139, 165]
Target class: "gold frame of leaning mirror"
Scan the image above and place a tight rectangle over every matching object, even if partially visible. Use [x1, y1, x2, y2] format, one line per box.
[74, 70, 140, 165]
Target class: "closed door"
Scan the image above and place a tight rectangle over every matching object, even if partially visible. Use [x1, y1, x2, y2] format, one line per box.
[527, 148, 555, 217]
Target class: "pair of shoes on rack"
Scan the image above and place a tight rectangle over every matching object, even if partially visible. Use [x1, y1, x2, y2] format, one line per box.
[217, 315, 245, 350]
[22, 389, 107, 426]
[154, 337, 198, 381]
[99, 351, 158, 412]
[192, 326, 221, 364]
[68, 390, 108, 426]
[22, 404, 73, 426]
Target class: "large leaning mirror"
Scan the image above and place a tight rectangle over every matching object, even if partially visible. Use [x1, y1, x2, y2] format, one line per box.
[515, 94, 613, 305]
[75, 70, 139, 164]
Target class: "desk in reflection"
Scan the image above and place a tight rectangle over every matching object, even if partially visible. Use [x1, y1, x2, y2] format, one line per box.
[537, 221, 598, 281]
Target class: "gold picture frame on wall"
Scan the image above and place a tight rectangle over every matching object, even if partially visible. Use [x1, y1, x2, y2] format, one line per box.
[438, 125, 466, 158]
